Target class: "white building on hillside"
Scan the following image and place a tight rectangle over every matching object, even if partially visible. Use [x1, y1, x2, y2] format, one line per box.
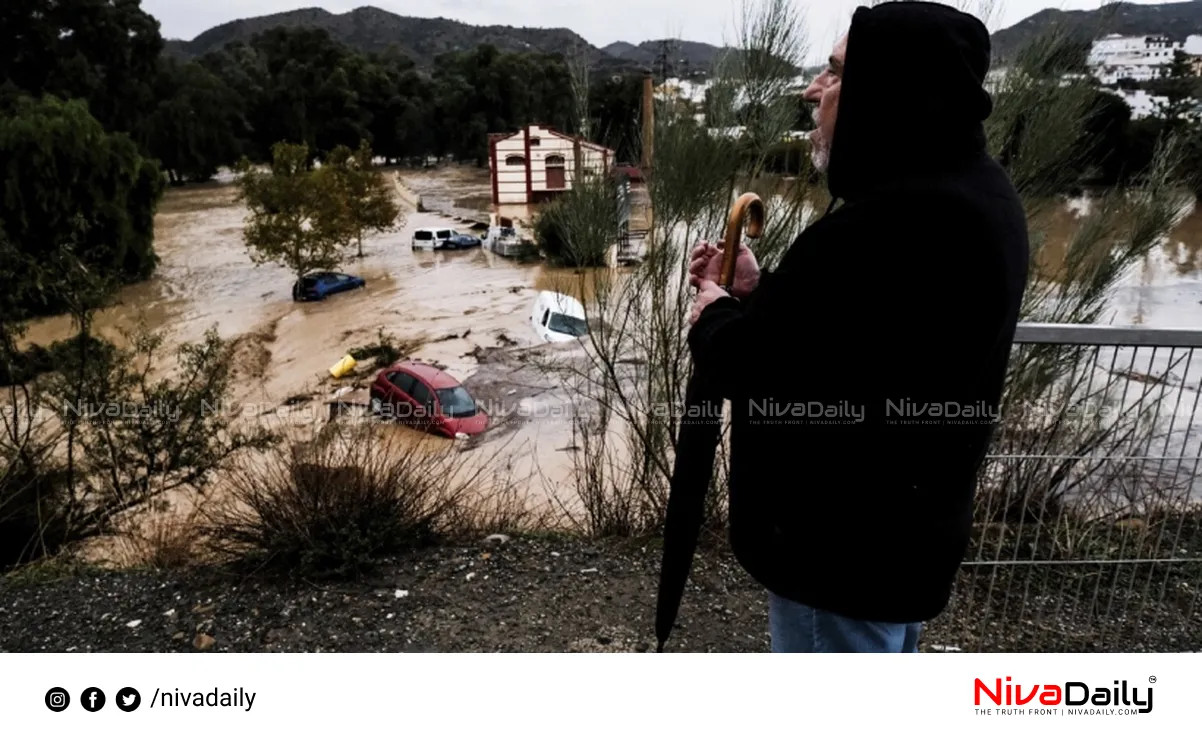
[657, 78, 711, 104]
[1084, 33, 1202, 84]
[657, 74, 814, 119]
[488, 125, 614, 206]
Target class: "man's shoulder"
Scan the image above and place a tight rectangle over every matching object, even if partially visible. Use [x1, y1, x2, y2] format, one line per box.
[834, 170, 1022, 234]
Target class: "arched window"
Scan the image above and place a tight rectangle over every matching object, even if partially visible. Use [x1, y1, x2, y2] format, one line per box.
[505, 155, 526, 166]
[545, 155, 566, 189]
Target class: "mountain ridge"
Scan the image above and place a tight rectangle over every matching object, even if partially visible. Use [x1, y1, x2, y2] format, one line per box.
[161, 2, 1202, 73]
[162, 5, 738, 74]
[990, 1, 1202, 62]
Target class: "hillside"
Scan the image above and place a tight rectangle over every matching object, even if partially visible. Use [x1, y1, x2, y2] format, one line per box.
[162, 5, 773, 76]
[991, 1, 1202, 61]
[165, 6, 610, 67]
[602, 39, 730, 75]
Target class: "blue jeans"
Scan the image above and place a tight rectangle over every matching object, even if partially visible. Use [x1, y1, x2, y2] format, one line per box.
[768, 592, 923, 652]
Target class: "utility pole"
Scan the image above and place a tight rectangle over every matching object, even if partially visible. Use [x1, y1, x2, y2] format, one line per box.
[656, 39, 674, 81]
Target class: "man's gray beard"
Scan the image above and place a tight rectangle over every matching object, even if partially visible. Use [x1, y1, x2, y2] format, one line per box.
[811, 142, 829, 172]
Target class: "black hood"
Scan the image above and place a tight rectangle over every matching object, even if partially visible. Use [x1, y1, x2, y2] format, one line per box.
[826, 2, 994, 202]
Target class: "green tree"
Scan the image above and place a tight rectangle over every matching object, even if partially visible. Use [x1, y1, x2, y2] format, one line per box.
[0, 0, 164, 138]
[0, 95, 165, 317]
[246, 28, 371, 156]
[143, 58, 244, 184]
[235, 141, 346, 282]
[321, 141, 403, 259]
[197, 42, 269, 160]
[347, 50, 431, 163]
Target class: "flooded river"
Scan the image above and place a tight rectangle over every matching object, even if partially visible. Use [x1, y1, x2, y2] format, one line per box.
[21, 168, 599, 516]
[19, 167, 1202, 519]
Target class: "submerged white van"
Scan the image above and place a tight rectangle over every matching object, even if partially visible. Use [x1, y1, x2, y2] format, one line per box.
[410, 227, 482, 250]
[531, 291, 589, 344]
[412, 227, 452, 250]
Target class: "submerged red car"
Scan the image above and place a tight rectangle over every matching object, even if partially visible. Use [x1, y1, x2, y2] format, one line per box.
[369, 361, 489, 438]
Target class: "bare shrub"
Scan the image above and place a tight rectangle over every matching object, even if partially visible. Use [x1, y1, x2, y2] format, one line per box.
[542, 0, 818, 537]
[1, 319, 274, 572]
[113, 507, 209, 570]
[206, 422, 528, 577]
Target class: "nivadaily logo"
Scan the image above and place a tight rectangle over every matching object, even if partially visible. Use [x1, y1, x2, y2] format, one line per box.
[974, 677, 1154, 716]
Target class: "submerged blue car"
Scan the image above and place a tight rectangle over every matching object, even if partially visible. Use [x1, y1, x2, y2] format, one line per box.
[292, 271, 366, 302]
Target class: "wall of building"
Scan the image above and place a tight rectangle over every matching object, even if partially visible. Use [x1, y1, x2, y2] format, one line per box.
[525, 126, 608, 194]
[494, 133, 528, 205]
[1088, 34, 1184, 85]
[492, 126, 612, 205]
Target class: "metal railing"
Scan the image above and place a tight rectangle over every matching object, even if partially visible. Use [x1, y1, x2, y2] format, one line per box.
[927, 323, 1202, 652]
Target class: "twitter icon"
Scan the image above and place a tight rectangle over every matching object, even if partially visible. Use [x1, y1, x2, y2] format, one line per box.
[116, 687, 141, 712]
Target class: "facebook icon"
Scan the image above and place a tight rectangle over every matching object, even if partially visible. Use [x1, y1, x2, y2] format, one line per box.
[81, 687, 106, 712]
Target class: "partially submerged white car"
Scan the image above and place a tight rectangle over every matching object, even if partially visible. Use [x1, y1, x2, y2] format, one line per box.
[531, 291, 589, 344]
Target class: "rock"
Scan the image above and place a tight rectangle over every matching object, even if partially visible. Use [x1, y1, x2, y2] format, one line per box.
[484, 534, 511, 545]
[395, 590, 409, 599]
[193, 634, 216, 651]
[172, 632, 185, 641]
[567, 625, 645, 653]
[126, 619, 142, 628]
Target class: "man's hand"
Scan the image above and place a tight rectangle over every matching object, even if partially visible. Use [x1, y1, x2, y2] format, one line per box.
[690, 280, 730, 325]
[689, 240, 761, 299]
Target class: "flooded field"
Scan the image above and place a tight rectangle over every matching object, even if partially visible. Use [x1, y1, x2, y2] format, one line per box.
[20, 168, 603, 523]
[19, 167, 1202, 529]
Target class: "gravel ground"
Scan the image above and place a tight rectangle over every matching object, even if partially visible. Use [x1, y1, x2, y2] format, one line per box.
[0, 537, 770, 653]
[3, 535, 1199, 652]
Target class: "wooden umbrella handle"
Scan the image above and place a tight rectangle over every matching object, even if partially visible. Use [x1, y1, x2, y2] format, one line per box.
[719, 193, 765, 292]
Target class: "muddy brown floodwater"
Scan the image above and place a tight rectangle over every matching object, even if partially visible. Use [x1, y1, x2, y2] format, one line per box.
[21, 167, 608, 519]
[20, 169, 1202, 532]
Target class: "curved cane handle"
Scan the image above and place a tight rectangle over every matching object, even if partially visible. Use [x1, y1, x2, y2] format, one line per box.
[719, 193, 765, 292]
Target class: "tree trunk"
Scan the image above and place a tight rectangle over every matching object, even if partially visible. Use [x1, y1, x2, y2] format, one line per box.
[65, 314, 89, 503]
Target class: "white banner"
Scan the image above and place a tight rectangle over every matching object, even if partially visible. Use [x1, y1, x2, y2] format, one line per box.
[0, 653, 1191, 741]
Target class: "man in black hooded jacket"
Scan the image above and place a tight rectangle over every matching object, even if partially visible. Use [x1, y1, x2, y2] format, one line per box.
[686, 2, 1029, 651]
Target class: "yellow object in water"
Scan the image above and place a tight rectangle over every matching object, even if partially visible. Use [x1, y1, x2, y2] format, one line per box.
[329, 354, 357, 379]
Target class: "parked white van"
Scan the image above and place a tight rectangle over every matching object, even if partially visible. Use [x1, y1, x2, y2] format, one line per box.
[412, 227, 482, 250]
[531, 291, 589, 344]
[412, 227, 453, 250]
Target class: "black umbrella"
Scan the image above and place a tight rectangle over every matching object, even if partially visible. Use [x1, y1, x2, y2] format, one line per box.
[656, 193, 765, 652]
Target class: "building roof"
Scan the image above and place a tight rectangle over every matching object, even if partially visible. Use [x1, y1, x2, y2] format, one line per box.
[487, 125, 614, 155]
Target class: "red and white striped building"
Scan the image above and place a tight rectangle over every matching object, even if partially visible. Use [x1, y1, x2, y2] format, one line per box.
[489, 125, 615, 206]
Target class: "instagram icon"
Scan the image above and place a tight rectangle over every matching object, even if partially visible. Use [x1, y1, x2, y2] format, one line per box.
[45, 687, 70, 712]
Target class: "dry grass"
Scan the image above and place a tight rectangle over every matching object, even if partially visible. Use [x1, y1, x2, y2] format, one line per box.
[203, 421, 536, 577]
[112, 509, 209, 571]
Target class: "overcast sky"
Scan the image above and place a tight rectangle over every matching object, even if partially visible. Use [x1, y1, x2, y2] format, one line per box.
[141, 0, 1173, 63]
